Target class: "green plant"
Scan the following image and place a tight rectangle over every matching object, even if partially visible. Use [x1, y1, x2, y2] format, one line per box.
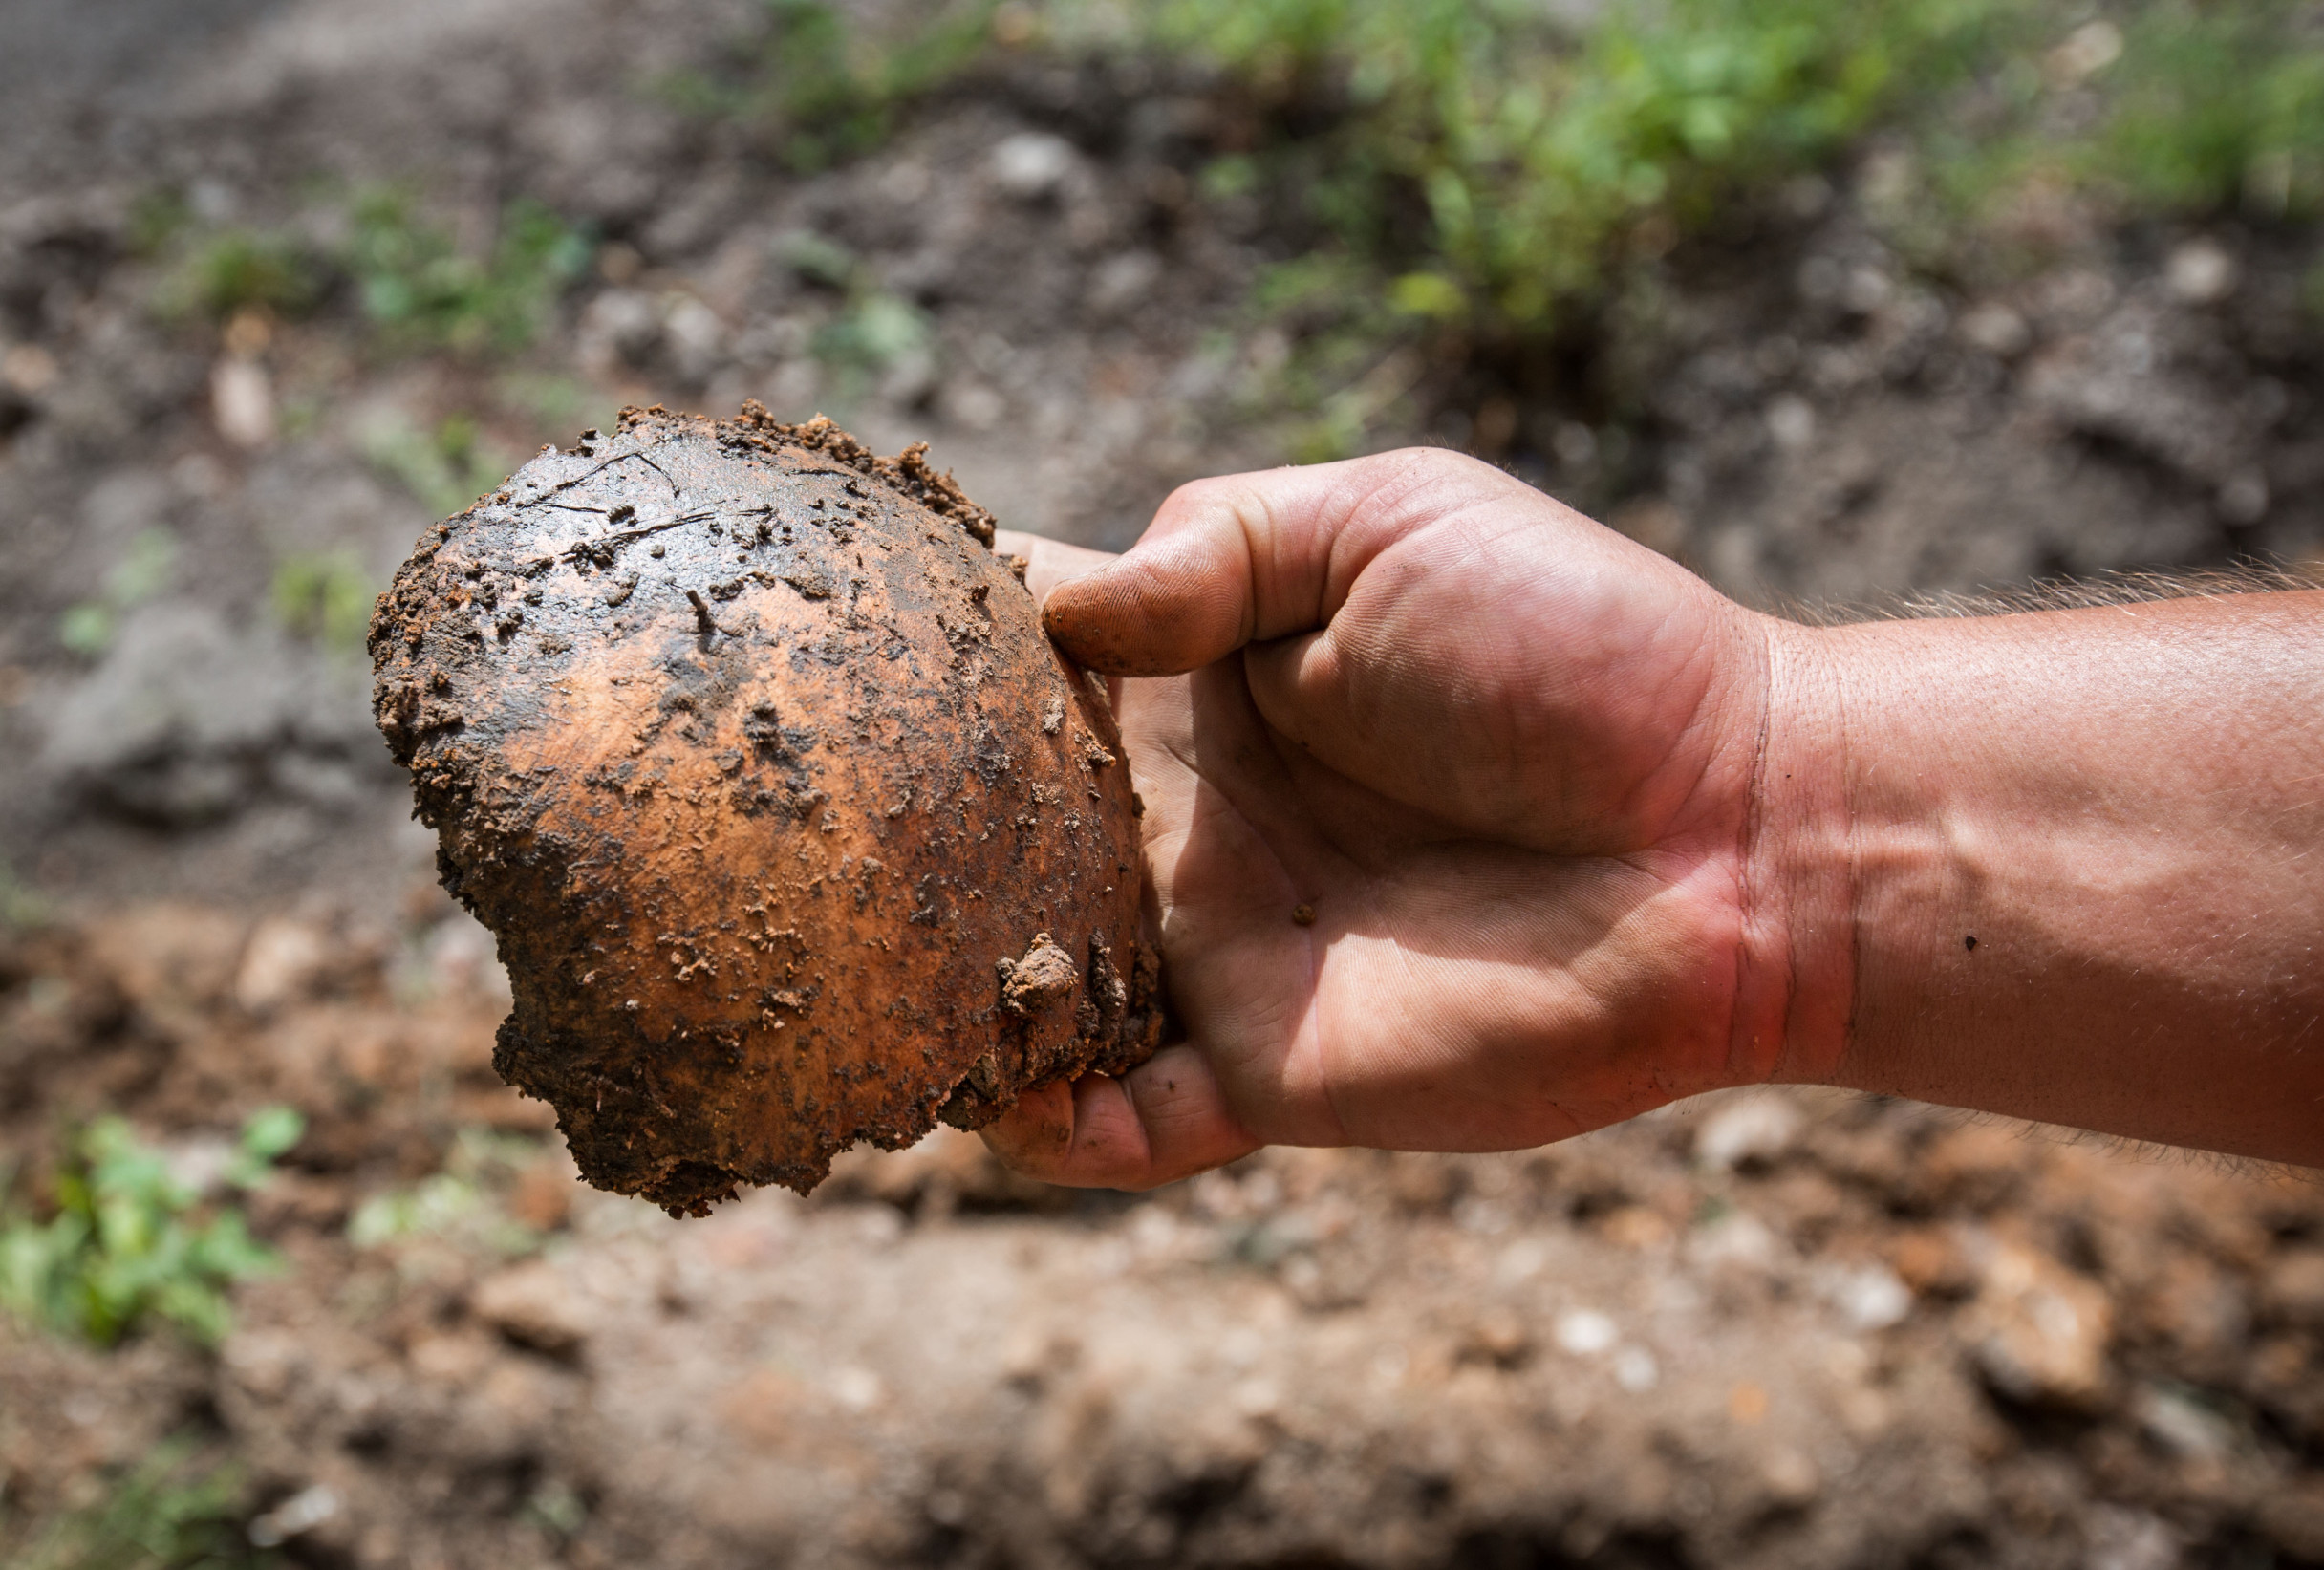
[5, 1438, 273, 1570]
[347, 1129, 554, 1257]
[362, 413, 517, 521]
[158, 230, 320, 324]
[269, 552, 377, 652]
[346, 190, 593, 355]
[0, 856, 51, 931]
[811, 290, 933, 373]
[2074, 3, 2324, 217]
[0, 1108, 303, 1347]
[680, 0, 1001, 170]
[58, 529, 179, 658]
[144, 187, 591, 355]
[769, 228, 936, 382]
[974, 0, 2030, 459]
[126, 189, 193, 260]
[1138, 0, 2017, 336]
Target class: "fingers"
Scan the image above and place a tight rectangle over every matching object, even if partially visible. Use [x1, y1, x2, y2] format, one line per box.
[978, 1044, 1261, 1189]
[1041, 448, 1533, 677]
[991, 527, 1117, 606]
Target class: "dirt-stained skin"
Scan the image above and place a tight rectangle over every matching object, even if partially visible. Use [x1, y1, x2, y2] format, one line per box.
[370, 403, 1161, 1215]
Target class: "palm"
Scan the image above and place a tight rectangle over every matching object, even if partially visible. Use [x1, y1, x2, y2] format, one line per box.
[986, 452, 1768, 1187]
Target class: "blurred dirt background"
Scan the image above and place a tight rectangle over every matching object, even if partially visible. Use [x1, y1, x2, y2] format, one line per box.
[3, 0, 2324, 1566]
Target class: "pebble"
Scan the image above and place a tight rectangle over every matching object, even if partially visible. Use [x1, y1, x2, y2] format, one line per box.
[1696, 1093, 1804, 1171]
[472, 1260, 592, 1357]
[1958, 1241, 2113, 1408]
[1958, 302, 2032, 358]
[991, 133, 1077, 201]
[1554, 1308, 1618, 1356]
[2165, 239, 2238, 305]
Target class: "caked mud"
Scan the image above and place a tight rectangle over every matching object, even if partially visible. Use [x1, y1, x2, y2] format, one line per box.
[371, 405, 1161, 1213]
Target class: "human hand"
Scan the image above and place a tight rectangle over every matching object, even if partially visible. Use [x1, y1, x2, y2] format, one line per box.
[985, 448, 1804, 1188]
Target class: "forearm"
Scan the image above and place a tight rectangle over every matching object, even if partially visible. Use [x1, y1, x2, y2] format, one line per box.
[1759, 591, 2324, 1164]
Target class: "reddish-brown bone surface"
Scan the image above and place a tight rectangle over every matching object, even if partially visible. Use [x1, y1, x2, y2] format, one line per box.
[372, 404, 1159, 1214]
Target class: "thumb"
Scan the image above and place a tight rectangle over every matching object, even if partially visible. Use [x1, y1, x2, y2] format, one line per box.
[1043, 448, 1531, 677]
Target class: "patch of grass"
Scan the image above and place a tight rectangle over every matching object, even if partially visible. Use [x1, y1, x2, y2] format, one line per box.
[146, 188, 592, 357]
[58, 529, 178, 659]
[347, 191, 594, 355]
[269, 552, 376, 652]
[5, 1438, 273, 1570]
[1132, 0, 2020, 340]
[127, 189, 194, 260]
[676, 0, 1003, 171]
[0, 1108, 303, 1348]
[971, 0, 2039, 459]
[777, 227, 860, 290]
[347, 1129, 553, 1257]
[2067, 4, 2324, 218]
[1040, 0, 2324, 459]
[362, 414, 518, 521]
[770, 228, 936, 385]
[167, 231, 322, 324]
[812, 291, 933, 373]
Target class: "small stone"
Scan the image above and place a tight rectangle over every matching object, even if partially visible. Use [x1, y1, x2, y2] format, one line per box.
[1554, 1308, 1617, 1357]
[1959, 302, 2032, 358]
[1842, 266, 1893, 314]
[1761, 1446, 1819, 1506]
[1612, 1345, 1660, 1391]
[2134, 1383, 2238, 1460]
[2165, 239, 2238, 305]
[2, 343, 58, 395]
[2046, 19, 2123, 85]
[1086, 250, 1161, 317]
[990, 133, 1077, 201]
[829, 1366, 883, 1411]
[1824, 1261, 1914, 1331]
[1958, 1241, 2114, 1408]
[1695, 1092, 1803, 1171]
[1888, 1227, 1976, 1297]
[2218, 470, 2270, 525]
[1461, 1310, 1533, 1368]
[247, 1484, 341, 1549]
[211, 357, 275, 448]
[1764, 394, 1817, 453]
[507, 1157, 580, 1233]
[471, 1259, 591, 1358]
[1600, 1206, 1672, 1251]
[234, 915, 330, 1015]
[2261, 1247, 2324, 1324]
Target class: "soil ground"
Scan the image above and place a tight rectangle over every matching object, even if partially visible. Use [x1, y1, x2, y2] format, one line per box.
[3, 2, 2324, 1566]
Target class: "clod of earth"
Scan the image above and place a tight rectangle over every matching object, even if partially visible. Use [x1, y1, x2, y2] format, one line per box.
[370, 403, 1162, 1215]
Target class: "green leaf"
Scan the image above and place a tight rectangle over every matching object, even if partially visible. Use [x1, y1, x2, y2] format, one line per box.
[1388, 271, 1469, 320]
[0, 1114, 298, 1346]
[57, 603, 116, 657]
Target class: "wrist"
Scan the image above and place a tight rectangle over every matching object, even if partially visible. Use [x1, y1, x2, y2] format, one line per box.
[1728, 614, 1858, 1088]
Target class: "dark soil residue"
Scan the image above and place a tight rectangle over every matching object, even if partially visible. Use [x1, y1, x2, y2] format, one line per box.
[373, 406, 1157, 1210]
